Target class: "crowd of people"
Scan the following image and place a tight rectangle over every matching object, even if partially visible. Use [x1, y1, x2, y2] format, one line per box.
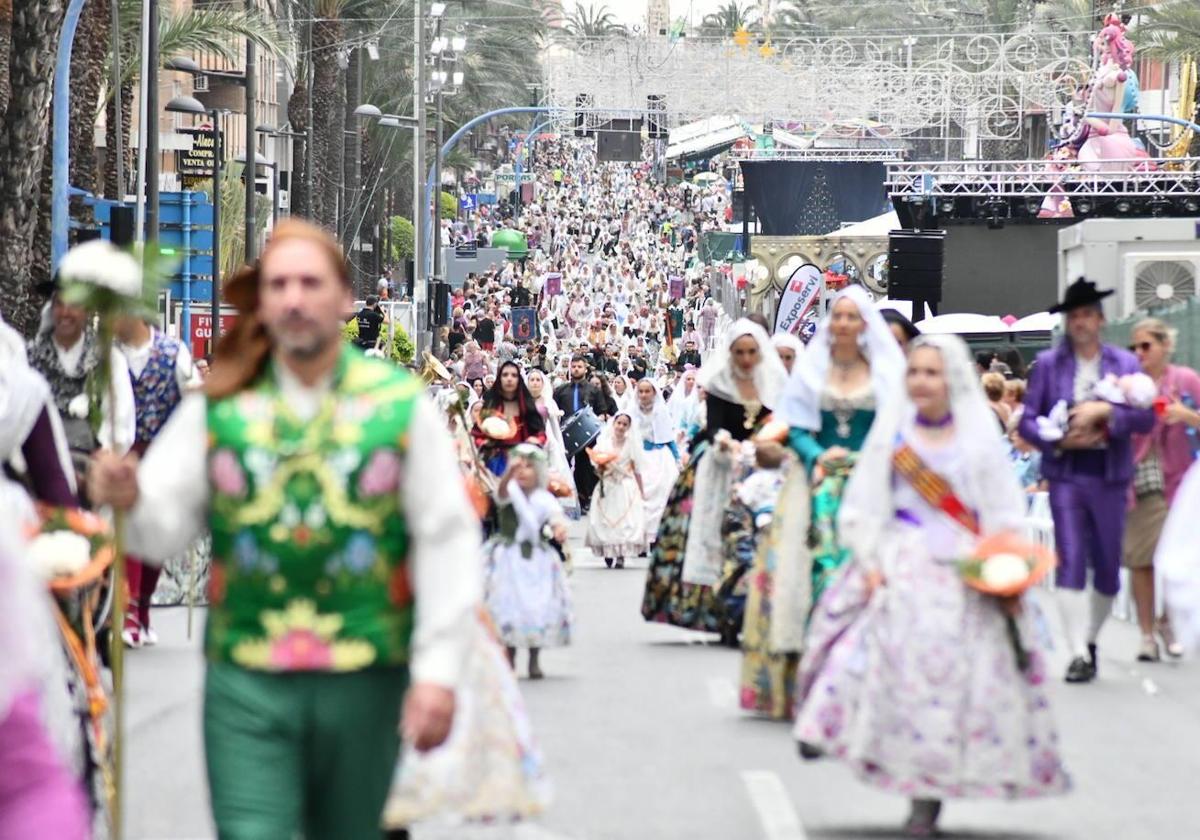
[3, 127, 1200, 840]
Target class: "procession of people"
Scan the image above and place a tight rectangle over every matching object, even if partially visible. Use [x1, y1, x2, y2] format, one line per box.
[3, 127, 1200, 840]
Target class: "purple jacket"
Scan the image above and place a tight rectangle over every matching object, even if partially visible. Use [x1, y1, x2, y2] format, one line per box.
[1018, 341, 1154, 484]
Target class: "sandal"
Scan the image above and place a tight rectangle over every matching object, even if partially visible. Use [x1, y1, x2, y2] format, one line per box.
[1137, 636, 1160, 663]
[1156, 618, 1184, 659]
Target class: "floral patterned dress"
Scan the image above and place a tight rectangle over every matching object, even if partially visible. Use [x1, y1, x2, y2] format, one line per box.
[792, 432, 1071, 800]
[738, 386, 874, 719]
[641, 395, 768, 632]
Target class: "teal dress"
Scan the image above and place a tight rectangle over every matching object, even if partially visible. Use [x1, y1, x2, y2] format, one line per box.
[786, 385, 876, 604]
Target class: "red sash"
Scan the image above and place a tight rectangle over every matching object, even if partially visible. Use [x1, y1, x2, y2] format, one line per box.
[892, 442, 981, 536]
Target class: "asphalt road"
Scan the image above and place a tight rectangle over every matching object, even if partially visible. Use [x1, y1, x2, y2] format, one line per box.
[126, 525, 1200, 840]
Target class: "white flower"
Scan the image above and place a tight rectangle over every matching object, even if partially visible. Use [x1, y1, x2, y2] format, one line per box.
[1119, 373, 1157, 409]
[67, 393, 90, 419]
[1091, 374, 1125, 404]
[58, 239, 143, 298]
[980, 552, 1030, 589]
[29, 531, 92, 580]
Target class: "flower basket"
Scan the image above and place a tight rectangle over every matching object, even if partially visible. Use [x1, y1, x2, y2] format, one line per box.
[959, 532, 1056, 599]
[958, 532, 1057, 673]
[30, 504, 115, 593]
[480, 414, 518, 441]
[586, 448, 618, 468]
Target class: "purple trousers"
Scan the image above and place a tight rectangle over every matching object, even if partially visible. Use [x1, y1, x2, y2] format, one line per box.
[1048, 476, 1127, 596]
[0, 691, 88, 840]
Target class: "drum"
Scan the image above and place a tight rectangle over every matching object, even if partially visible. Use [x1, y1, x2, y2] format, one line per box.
[561, 406, 603, 458]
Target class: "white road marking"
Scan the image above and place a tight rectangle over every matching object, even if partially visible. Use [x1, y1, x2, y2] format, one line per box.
[706, 676, 738, 708]
[741, 770, 807, 840]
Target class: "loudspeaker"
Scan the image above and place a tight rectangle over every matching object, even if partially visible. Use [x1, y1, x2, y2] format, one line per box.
[404, 259, 414, 299]
[430, 282, 450, 327]
[574, 94, 592, 137]
[647, 94, 667, 140]
[110, 205, 135, 247]
[888, 229, 945, 306]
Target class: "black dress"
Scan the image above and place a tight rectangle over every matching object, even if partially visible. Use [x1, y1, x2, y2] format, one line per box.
[642, 391, 770, 633]
[698, 393, 769, 443]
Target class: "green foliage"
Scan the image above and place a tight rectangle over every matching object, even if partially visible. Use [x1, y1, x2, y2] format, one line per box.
[390, 216, 415, 263]
[342, 316, 416, 365]
[439, 191, 458, 221]
[1137, 4, 1200, 64]
[191, 165, 271, 279]
[111, 0, 292, 108]
[562, 3, 627, 39]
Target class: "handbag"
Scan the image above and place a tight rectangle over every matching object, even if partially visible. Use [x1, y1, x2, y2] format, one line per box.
[1133, 449, 1166, 498]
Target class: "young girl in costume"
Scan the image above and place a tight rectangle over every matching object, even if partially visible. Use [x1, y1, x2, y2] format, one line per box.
[483, 444, 573, 679]
[792, 335, 1069, 837]
[586, 411, 646, 569]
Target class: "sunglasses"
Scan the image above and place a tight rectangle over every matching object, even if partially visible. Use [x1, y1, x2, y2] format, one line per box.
[1129, 341, 1155, 352]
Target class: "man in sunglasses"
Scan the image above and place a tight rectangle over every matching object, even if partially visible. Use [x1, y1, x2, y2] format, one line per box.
[1018, 278, 1154, 684]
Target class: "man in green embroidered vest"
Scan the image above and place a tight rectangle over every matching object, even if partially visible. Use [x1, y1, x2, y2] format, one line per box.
[90, 219, 482, 839]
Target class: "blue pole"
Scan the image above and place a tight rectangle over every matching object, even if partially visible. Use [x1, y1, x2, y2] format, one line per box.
[1085, 113, 1200, 133]
[51, 0, 88, 274]
[182, 192, 192, 350]
[422, 107, 553, 277]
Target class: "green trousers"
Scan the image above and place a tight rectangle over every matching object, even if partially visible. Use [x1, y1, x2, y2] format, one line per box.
[203, 661, 408, 840]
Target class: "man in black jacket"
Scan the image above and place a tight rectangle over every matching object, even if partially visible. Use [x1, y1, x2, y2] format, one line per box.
[675, 339, 702, 371]
[553, 355, 605, 512]
[628, 348, 649, 382]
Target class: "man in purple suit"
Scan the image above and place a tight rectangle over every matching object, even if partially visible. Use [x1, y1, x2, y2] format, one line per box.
[1020, 278, 1154, 683]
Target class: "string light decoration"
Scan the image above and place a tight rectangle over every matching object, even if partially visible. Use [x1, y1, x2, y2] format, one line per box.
[795, 164, 841, 235]
[545, 31, 1087, 141]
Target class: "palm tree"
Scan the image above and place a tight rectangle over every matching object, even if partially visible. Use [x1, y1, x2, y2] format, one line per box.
[1138, 4, 1200, 64]
[1137, 3, 1200, 156]
[699, 1, 758, 40]
[98, 0, 291, 200]
[0, 0, 64, 336]
[562, 3, 626, 40]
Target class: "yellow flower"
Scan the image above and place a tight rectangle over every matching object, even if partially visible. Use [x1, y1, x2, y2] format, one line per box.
[232, 598, 377, 671]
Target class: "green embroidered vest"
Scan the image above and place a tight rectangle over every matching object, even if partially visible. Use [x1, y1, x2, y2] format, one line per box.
[205, 348, 420, 672]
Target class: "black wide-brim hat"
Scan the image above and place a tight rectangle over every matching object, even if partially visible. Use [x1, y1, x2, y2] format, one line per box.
[1049, 277, 1115, 314]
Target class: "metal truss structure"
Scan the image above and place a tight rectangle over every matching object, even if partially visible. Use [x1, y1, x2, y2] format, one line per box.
[732, 147, 907, 162]
[544, 32, 1089, 141]
[886, 157, 1200, 199]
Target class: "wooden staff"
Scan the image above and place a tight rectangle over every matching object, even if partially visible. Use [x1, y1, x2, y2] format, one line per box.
[100, 315, 127, 839]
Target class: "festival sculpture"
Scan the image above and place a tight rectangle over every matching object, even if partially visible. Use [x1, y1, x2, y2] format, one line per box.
[1039, 14, 1152, 218]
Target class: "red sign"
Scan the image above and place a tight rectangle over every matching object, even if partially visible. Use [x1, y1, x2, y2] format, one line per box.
[189, 311, 238, 360]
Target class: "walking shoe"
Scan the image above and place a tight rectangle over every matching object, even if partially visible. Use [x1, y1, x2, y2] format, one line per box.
[1065, 656, 1096, 683]
[604, 557, 613, 568]
[798, 741, 824, 761]
[121, 626, 142, 649]
[1087, 642, 1098, 673]
[614, 558, 625, 569]
[141, 626, 159, 647]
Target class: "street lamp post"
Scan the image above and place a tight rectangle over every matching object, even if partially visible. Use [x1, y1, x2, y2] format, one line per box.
[244, 0, 257, 263]
[167, 94, 224, 354]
